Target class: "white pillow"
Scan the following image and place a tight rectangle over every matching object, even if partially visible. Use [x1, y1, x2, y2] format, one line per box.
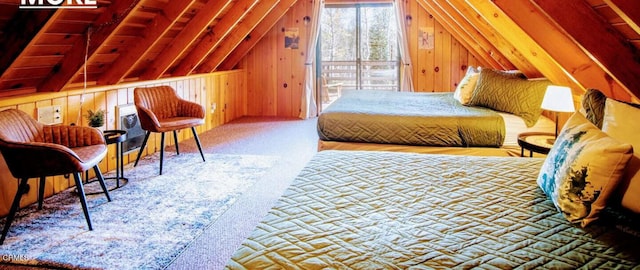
[602, 99, 640, 213]
[453, 66, 480, 105]
[537, 112, 632, 227]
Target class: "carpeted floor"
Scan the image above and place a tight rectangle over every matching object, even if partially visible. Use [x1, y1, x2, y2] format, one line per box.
[0, 152, 279, 269]
[166, 116, 319, 270]
[0, 116, 319, 270]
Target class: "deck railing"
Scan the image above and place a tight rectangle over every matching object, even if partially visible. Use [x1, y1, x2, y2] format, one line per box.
[320, 60, 399, 91]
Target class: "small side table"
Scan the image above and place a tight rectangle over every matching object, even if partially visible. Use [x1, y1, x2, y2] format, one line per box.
[86, 130, 129, 195]
[517, 132, 555, 157]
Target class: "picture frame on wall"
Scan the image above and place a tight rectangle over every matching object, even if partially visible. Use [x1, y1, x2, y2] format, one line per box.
[285, 28, 299, 49]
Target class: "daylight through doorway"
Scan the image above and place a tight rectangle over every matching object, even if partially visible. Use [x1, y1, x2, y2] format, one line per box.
[318, 4, 400, 110]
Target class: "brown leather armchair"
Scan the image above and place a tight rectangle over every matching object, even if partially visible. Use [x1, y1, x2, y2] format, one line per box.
[133, 86, 206, 175]
[0, 109, 111, 245]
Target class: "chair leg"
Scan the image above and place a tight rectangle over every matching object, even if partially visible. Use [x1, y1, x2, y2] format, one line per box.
[159, 132, 165, 175]
[173, 130, 179, 155]
[1, 178, 29, 245]
[134, 131, 151, 167]
[38, 176, 46, 210]
[93, 166, 111, 202]
[72, 172, 93, 231]
[191, 127, 205, 162]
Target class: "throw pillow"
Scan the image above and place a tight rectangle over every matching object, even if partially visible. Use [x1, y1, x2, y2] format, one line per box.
[602, 99, 640, 213]
[453, 66, 480, 105]
[537, 112, 632, 227]
[580, 88, 607, 128]
[468, 68, 550, 127]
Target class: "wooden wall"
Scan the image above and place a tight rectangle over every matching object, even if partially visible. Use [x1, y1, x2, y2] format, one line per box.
[242, 0, 310, 117]
[0, 70, 246, 216]
[242, 0, 480, 117]
[404, 0, 482, 93]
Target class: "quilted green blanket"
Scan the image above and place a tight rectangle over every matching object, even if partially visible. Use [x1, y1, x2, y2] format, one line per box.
[227, 151, 640, 269]
[317, 90, 505, 147]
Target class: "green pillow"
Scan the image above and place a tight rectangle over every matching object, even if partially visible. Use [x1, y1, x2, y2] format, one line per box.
[581, 88, 607, 128]
[468, 69, 550, 127]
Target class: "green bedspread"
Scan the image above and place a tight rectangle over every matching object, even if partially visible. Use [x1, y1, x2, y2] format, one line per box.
[317, 90, 506, 147]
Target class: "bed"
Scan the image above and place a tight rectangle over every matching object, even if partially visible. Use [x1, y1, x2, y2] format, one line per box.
[226, 150, 640, 269]
[318, 90, 554, 156]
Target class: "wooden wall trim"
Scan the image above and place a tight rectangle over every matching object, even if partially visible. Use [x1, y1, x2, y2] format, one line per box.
[0, 71, 243, 108]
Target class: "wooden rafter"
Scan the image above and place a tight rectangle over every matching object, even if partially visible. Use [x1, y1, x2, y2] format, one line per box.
[417, 0, 507, 69]
[138, 0, 235, 80]
[532, 0, 640, 99]
[494, 0, 633, 101]
[171, 0, 260, 77]
[38, 0, 140, 92]
[196, 0, 282, 73]
[0, 9, 56, 76]
[465, 0, 579, 89]
[97, 0, 197, 85]
[219, 1, 299, 70]
[444, 0, 539, 77]
[602, 0, 640, 36]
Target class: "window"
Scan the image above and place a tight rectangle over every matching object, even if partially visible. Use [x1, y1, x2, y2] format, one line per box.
[318, 4, 399, 108]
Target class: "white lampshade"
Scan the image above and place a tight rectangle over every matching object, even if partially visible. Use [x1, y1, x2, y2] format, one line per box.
[541, 85, 575, 112]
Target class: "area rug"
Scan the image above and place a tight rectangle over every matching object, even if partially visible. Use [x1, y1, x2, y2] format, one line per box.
[0, 152, 279, 270]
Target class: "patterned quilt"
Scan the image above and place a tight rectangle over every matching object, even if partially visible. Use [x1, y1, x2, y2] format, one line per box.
[226, 151, 640, 269]
[317, 90, 506, 147]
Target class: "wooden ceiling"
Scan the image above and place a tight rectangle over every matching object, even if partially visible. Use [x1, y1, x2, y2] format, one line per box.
[0, 0, 639, 101]
[0, 0, 298, 97]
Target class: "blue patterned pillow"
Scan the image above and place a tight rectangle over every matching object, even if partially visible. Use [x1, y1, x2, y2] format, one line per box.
[537, 113, 633, 227]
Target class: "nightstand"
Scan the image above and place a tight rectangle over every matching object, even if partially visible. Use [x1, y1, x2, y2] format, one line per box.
[517, 132, 555, 157]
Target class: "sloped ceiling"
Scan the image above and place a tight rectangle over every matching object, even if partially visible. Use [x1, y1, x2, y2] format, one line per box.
[0, 0, 639, 101]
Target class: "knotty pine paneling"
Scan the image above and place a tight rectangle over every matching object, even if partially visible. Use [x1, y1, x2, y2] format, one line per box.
[243, 0, 478, 117]
[0, 70, 246, 217]
[244, 0, 309, 117]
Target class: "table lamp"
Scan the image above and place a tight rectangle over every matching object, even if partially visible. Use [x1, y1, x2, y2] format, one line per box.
[541, 85, 575, 144]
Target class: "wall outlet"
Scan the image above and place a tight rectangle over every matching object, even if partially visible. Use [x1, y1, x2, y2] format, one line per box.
[37, 105, 63, 125]
[211, 103, 217, 113]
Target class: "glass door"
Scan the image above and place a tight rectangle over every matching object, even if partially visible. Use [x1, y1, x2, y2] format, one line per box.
[319, 4, 399, 109]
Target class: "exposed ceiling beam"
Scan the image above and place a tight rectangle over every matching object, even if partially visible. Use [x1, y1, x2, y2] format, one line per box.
[219, 0, 300, 70]
[0, 9, 62, 94]
[172, 0, 260, 77]
[602, 0, 640, 36]
[0, 9, 56, 75]
[418, 0, 508, 69]
[197, 0, 283, 73]
[494, 0, 633, 101]
[466, 0, 580, 91]
[445, 0, 540, 77]
[138, 0, 234, 80]
[38, 0, 140, 92]
[532, 0, 640, 100]
[97, 0, 198, 85]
